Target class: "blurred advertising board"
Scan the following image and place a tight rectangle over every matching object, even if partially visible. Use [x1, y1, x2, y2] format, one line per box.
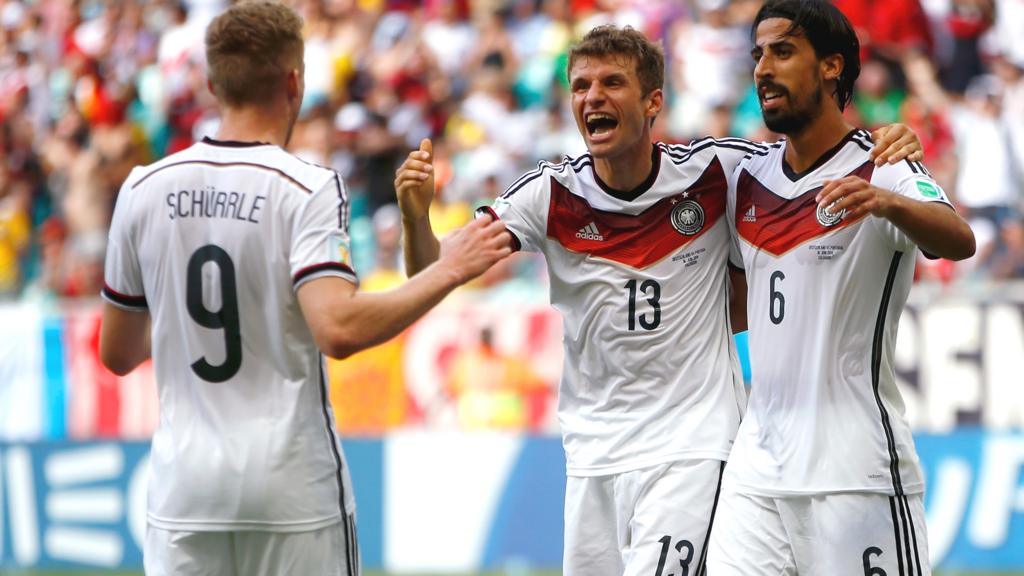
[2, 285, 1022, 439]
[1, 432, 1024, 572]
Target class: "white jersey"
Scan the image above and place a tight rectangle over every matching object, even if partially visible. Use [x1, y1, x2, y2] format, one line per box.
[102, 137, 358, 532]
[490, 139, 763, 476]
[725, 129, 953, 496]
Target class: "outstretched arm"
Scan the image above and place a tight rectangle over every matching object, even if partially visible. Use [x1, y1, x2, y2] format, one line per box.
[299, 217, 512, 359]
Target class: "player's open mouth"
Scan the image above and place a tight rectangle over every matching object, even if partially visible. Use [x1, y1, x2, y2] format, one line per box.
[759, 85, 787, 110]
[585, 112, 618, 138]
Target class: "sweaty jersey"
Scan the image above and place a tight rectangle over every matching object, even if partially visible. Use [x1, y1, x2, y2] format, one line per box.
[102, 137, 357, 532]
[489, 139, 763, 476]
[725, 129, 952, 496]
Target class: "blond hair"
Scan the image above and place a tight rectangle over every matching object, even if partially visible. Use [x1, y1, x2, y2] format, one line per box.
[205, 1, 304, 106]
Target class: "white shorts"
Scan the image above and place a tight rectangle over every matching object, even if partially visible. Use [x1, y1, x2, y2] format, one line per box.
[564, 458, 725, 576]
[144, 515, 360, 576]
[706, 486, 930, 576]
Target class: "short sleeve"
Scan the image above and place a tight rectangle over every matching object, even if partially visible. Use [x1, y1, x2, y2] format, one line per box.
[102, 176, 148, 311]
[290, 173, 359, 291]
[870, 160, 954, 251]
[482, 170, 551, 253]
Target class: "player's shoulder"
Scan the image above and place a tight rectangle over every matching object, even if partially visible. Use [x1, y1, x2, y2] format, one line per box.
[125, 140, 339, 197]
[500, 153, 592, 200]
[660, 137, 774, 174]
[731, 138, 783, 176]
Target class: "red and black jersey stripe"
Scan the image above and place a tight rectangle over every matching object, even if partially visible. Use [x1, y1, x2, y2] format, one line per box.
[735, 160, 875, 256]
[546, 156, 728, 269]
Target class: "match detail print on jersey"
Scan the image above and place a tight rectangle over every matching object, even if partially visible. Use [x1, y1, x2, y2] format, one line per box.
[735, 160, 875, 257]
[547, 156, 727, 269]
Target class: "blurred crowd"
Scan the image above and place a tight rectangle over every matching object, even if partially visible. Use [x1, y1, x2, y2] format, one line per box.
[1, 0, 1023, 303]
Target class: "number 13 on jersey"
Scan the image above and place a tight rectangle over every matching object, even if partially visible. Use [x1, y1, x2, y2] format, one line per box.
[625, 279, 662, 331]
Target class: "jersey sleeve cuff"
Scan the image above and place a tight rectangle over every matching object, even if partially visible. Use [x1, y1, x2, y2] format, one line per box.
[728, 260, 745, 272]
[101, 284, 149, 311]
[474, 206, 522, 252]
[293, 262, 359, 290]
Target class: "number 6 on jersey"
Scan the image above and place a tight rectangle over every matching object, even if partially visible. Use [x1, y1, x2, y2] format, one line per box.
[769, 270, 785, 325]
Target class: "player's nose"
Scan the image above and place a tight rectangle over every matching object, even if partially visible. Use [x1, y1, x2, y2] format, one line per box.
[754, 55, 773, 80]
[584, 82, 606, 103]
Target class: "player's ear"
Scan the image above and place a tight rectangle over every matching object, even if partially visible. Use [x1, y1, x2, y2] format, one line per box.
[645, 88, 664, 119]
[821, 53, 844, 82]
[285, 68, 302, 102]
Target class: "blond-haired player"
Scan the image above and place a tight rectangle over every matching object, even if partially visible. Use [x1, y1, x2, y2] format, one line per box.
[99, 2, 509, 574]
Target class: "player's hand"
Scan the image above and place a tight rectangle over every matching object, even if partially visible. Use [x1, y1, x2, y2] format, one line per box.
[438, 216, 513, 284]
[870, 123, 924, 167]
[395, 139, 436, 220]
[817, 176, 897, 221]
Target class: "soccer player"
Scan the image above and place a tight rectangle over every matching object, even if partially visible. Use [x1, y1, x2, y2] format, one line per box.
[97, 3, 510, 574]
[396, 25, 924, 576]
[708, 1, 975, 574]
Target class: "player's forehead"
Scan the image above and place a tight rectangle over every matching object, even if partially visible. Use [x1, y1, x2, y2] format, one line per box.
[754, 17, 810, 51]
[568, 53, 639, 82]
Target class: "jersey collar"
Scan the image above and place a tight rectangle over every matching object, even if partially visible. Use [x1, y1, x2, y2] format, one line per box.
[201, 136, 273, 148]
[592, 144, 662, 202]
[781, 129, 859, 182]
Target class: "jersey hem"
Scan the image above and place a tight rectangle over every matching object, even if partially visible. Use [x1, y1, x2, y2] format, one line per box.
[726, 480, 925, 498]
[566, 449, 729, 477]
[147, 511, 345, 533]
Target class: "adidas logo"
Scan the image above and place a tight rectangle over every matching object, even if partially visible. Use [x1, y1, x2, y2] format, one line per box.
[575, 222, 605, 241]
[743, 205, 757, 222]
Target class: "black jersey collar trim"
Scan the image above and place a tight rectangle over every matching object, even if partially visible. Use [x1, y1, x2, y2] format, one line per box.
[781, 129, 859, 182]
[593, 144, 661, 202]
[201, 136, 273, 148]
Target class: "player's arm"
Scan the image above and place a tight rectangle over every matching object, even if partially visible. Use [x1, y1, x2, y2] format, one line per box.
[816, 178, 976, 260]
[395, 139, 442, 276]
[728, 267, 747, 333]
[99, 174, 152, 376]
[298, 217, 511, 359]
[721, 123, 922, 166]
[99, 306, 151, 376]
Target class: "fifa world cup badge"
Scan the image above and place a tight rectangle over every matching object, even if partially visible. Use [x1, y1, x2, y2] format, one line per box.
[331, 235, 353, 267]
[671, 200, 705, 236]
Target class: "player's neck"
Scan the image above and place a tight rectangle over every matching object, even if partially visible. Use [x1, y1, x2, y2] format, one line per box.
[782, 109, 853, 174]
[593, 143, 656, 192]
[215, 105, 292, 148]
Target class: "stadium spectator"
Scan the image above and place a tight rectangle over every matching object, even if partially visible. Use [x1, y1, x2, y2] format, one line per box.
[0, 0, 1019, 440]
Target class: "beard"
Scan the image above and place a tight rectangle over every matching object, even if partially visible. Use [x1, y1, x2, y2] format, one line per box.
[761, 79, 824, 135]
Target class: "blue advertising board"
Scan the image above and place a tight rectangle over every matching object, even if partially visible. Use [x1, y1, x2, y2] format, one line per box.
[1, 432, 1022, 572]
